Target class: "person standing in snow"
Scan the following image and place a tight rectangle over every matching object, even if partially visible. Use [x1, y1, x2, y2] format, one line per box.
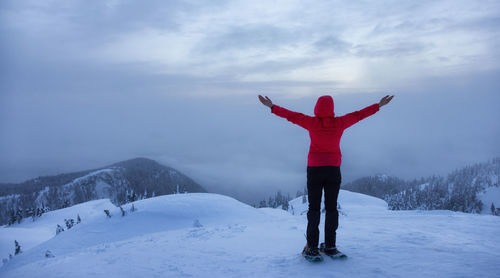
[258, 94, 394, 261]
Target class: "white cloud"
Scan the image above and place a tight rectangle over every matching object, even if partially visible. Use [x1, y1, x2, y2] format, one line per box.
[59, 0, 498, 95]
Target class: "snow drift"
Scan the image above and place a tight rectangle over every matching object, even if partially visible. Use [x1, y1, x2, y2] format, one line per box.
[1, 191, 499, 278]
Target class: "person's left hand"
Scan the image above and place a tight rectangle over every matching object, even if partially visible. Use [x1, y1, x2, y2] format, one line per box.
[258, 95, 273, 108]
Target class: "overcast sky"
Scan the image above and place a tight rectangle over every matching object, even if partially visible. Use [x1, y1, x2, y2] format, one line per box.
[1, 0, 499, 204]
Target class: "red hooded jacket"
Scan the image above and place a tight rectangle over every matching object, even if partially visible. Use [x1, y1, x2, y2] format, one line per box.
[271, 95, 379, 166]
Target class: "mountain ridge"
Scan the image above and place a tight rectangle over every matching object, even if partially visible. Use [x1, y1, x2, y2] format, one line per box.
[342, 157, 500, 214]
[0, 158, 206, 225]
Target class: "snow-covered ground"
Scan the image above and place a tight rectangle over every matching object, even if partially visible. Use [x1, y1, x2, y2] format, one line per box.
[478, 186, 500, 214]
[1, 191, 499, 278]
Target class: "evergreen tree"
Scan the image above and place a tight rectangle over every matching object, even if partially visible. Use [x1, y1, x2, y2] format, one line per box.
[275, 191, 283, 208]
[259, 199, 266, 208]
[296, 190, 302, 198]
[77, 214, 81, 224]
[337, 203, 349, 216]
[8, 209, 16, 226]
[127, 189, 137, 202]
[14, 240, 21, 255]
[32, 208, 38, 221]
[56, 224, 65, 235]
[16, 208, 23, 224]
[45, 250, 55, 258]
[65, 218, 75, 229]
[282, 199, 289, 211]
[193, 219, 202, 228]
[120, 206, 126, 217]
[26, 208, 34, 219]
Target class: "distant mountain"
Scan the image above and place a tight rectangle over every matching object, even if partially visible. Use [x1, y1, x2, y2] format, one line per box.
[0, 158, 206, 225]
[342, 157, 500, 214]
[342, 174, 407, 200]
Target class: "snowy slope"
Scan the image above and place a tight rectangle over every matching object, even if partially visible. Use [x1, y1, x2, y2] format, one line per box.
[1, 191, 499, 278]
[288, 188, 388, 216]
[478, 186, 500, 214]
[0, 199, 116, 259]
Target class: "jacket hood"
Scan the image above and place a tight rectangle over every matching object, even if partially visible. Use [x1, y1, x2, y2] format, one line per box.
[314, 95, 335, 118]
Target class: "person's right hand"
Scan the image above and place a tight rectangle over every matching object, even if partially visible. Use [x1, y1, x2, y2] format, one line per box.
[378, 95, 394, 108]
[258, 95, 273, 108]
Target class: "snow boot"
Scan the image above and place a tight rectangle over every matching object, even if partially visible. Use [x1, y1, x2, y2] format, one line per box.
[319, 243, 347, 259]
[302, 245, 323, 262]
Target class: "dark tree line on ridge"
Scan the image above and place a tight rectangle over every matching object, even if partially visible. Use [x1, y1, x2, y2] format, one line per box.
[343, 157, 499, 215]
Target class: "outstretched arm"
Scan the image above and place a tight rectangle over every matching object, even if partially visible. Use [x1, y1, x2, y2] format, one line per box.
[258, 94, 313, 130]
[340, 94, 394, 129]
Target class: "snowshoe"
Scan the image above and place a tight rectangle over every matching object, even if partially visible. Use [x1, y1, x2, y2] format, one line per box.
[319, 243, 347, 259]
[302, 245, 323, 262]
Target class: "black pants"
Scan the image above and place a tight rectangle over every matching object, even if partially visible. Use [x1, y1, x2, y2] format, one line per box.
[306, 166, 341, 249]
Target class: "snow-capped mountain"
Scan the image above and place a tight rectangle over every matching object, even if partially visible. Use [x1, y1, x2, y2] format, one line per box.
[1, 191, 498, 278]
[0, 158, 206, 225]
[343, 157, 500, 214]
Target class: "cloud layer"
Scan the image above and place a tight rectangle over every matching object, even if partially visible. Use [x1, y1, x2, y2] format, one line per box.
[1, 0, 499, 203]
